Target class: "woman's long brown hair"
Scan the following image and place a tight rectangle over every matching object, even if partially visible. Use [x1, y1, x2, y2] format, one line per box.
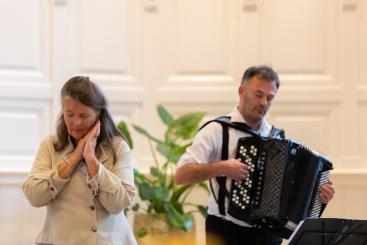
[54, 76, 125, 163]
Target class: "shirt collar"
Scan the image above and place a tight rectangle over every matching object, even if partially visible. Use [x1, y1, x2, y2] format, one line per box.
[229, 107, 272, 137]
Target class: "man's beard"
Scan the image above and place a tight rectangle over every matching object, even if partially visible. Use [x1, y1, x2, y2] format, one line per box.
[253, 105, 267, 117]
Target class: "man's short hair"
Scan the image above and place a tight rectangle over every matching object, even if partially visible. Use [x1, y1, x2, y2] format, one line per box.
[241, 65, 280, 89]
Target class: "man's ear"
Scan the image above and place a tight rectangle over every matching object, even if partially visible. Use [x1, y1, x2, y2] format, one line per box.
[239, 85, 245, 96]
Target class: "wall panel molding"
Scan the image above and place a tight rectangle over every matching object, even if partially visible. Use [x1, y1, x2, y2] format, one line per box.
[154, 0, 237, 102]
[72, 0, 143, 93]
[261, 0, 338, 88]
[0, 0, 50, 85]
[0, 99, 51, 172]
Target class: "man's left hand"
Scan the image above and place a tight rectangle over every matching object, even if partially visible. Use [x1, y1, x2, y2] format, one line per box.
[319, 181, 335, 204]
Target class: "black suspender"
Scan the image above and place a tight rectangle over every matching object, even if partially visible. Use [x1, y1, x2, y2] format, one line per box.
[217, 122, 228, 215]
[200, 116, 260, 137]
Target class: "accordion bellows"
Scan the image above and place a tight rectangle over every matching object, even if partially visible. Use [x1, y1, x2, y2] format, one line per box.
[227, 137, 333, 238]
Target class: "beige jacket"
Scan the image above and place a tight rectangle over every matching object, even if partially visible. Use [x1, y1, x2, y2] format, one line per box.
[22, 135, 137, 245]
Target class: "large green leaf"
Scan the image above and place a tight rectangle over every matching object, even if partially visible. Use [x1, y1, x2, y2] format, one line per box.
[134, 168, 153, 184]
[150, 166, 167, 187]
[138, 182, 167, 201]
[169, 145, 189, 163]
[157, 104, 174, 126]
[132, 124, 162, 144]
[166, 112, 205, 142]
[138, 182, 156, 200]
[171, 201, 184, 214]
[163, 203, 193, 231]
[156, 143, 173, 159]
[117, 121, 133, 149]
[197, 205, 208, 218]
[156, 143, 189, 163]
[150, 166, 162, 178]
[151, 198, 165, 213]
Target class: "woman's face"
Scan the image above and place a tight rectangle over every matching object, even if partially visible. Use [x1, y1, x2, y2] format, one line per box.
[62, 96, 99, 142]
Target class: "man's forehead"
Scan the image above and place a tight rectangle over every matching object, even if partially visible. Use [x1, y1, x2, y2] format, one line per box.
[250, 75, 276, 83]
[247, 76, 277, 88]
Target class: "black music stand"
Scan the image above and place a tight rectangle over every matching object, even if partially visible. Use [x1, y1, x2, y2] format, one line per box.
[288, 218, 367, 245]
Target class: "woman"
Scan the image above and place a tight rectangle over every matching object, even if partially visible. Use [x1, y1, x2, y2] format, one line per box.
[22, 76, 137, 245]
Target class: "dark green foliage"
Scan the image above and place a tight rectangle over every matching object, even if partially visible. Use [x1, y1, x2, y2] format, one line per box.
[117, 121, 133, 149]
[119, 105, 209, 237]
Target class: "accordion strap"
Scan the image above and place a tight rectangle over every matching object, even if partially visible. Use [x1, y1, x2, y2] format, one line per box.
[199, 116, 260, 137]
[217, 122, 229, 215]
[269, 126, 285, 139]
[203, 116, 258, 215]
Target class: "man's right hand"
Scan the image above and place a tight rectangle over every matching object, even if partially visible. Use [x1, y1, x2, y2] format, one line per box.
[175, 159, 250, 185]
[222, 158, 249, 181]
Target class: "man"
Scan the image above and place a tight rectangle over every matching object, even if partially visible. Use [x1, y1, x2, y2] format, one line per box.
[175, 65, 335, 245]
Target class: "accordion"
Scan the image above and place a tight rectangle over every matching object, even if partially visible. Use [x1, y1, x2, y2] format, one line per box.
[227, 136, 333, 238]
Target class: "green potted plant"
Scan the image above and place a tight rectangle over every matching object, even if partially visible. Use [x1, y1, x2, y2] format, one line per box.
[118, 105, 209, 238]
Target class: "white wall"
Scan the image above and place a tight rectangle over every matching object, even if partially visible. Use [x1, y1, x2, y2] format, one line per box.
[0, 0, 367, 244]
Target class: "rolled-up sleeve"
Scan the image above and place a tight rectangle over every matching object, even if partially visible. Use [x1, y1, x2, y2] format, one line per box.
[177, 122, 221, 167]
[22, 137, 69, 207]
[87, 139, 136, 214]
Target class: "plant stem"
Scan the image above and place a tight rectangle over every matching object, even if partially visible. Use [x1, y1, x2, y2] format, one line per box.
[180, 185, 194, 203]
[148, 139, 159, 169]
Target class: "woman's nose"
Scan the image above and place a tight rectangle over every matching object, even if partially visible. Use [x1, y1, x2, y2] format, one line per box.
[74, 118, 82, 126]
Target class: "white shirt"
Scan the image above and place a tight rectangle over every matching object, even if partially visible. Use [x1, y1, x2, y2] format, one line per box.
[177, 107, 272, 227]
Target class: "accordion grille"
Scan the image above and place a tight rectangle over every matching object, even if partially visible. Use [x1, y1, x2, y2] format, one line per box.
[309, 170, 331, 218]
[251, 140, 289, 218]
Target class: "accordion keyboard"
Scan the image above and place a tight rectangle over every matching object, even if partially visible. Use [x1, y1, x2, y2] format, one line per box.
[230, 144, 266, 211]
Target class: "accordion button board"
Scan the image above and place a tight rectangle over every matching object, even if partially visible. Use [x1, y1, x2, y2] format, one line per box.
[231, 144, 266, 211]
